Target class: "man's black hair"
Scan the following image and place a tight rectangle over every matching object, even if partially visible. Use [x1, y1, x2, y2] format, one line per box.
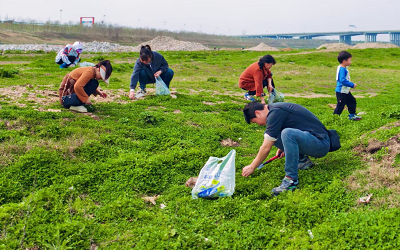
[337, 51, 352, 63]
[243, 101, 265, 124]
[258, 55, 276, 70]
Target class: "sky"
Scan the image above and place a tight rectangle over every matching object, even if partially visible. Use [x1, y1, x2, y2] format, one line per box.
[0, 0, 399, 41]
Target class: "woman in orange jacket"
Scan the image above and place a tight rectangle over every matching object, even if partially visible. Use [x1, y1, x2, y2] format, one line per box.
[58, 60, 112, 112]
[239, 55, 276, 104]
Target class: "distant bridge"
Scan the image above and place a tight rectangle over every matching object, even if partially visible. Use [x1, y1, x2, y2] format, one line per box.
[241, 30, 400, 46]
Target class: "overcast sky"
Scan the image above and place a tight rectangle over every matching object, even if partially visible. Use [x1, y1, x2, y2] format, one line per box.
[1, 0, 399, 41]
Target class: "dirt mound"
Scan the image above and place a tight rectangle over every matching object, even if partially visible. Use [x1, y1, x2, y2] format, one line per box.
[134, 36, 210, 51]
[245, 42, 279, 51]
[352, 43, 398, 49]
[349, 134, 400, 207]
[281, 47, 293, 51]
[317, 43, 352, 50]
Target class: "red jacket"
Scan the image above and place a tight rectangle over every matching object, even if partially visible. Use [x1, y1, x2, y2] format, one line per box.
[239, 62, 272, 97]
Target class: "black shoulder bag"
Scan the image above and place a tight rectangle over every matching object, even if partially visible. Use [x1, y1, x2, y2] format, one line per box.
[278, 106, 341, 152]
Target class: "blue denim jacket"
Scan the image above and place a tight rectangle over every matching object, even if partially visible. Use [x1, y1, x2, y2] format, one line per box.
[129, 51, 169, 89]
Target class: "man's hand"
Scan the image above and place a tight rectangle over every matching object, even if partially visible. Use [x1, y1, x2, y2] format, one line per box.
[260, 96, 266, 105]
[99, 92, 107, 98]
[242, 165, 256, 177]
[276, 149, 285, 159]
[129, 91, 135, 100]
[353, 83, 357, 88]
[154, 70, 162, 78]
[69, 64, 76, 68]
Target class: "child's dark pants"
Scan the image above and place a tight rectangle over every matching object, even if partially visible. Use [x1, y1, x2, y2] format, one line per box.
[333, 92, 357, 115]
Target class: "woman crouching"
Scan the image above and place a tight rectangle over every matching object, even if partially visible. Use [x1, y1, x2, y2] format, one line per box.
[58, 60, 112, 112]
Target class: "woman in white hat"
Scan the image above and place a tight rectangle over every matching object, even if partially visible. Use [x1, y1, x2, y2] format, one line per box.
[58, 60, 112, 112]
[55, 41, 83, 68]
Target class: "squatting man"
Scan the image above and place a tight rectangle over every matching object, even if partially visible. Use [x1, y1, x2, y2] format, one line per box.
[241, 101, 331, 196]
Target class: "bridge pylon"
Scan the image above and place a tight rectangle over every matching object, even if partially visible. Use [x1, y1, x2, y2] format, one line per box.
[339, 35, 352, 45]
[389, 33, 400, 46]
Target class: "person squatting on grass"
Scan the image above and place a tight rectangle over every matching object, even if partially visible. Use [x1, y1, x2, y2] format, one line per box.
[242, 101, 330, 196]
[239, 55, 276, 104]
[129, 45, 174, 99]
[55, 41, 83, 69]
[333, 51, 361, 121]
[58, 60, 112, 113]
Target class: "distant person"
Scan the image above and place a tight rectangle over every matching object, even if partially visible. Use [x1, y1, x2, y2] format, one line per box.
[333, 51, 361, 120]
[241, 101, 331, 196]
[239, 55, 276, 104]
[58, 60, 112, 113]
[55, 41, 83, 69]
[129, 45, 174, 99]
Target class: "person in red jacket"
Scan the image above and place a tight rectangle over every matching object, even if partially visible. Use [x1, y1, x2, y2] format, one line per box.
[239, 55, 276, 104]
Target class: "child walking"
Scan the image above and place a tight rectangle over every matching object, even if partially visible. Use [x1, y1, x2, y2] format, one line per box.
[333, 51, 361, 121]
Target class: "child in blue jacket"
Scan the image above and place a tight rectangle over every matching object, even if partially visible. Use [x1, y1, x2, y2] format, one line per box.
[333, 51, 361, 121]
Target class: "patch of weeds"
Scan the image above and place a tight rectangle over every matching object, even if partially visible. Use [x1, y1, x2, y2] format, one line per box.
[139, 111, 158, 125]
[0, 68, 19, 78]
[92, 55, 106, 61]
[113, 63, 132, 73]
[207, 77, 218, 82]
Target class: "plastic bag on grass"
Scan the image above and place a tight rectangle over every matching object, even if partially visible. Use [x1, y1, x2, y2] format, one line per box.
[79, 62, 95, 67]
[268, 88, 285, 105]
[155, 76, 171, 96]
[192, 150, 236, 199]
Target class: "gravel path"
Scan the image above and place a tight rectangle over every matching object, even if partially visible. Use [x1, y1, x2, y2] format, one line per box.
[0, 36, 210, 52]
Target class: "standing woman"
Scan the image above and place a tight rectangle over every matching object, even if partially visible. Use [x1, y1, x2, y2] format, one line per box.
[55, 41, 83, 68]
[129, 45, 174, 99]
[239, 55, 276, 104]
[58, 60, 112, 112]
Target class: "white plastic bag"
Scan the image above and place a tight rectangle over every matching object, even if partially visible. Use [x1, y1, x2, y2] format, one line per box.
[268, 88, 285, 105]
[192, 150, 236, 199]
[155, 76, 171, 96]
[79, 62, 95, 67]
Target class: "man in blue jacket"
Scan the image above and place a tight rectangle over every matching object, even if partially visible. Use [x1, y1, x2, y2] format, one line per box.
[129, 45, 174, 99]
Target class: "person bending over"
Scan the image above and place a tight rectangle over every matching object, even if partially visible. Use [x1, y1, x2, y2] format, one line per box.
[242, 101, 331, 196]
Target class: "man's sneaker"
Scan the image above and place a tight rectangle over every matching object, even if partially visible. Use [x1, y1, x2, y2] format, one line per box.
[272, 177, 299, 196]
[298, 156, 314, 170]
[244, 93, 256, 101]
[69, 105, 87, 113]
[135, 89, 147, 99]
[349, 114, 362, 121]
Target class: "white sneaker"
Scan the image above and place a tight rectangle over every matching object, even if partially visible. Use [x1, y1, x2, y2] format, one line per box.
[69, 105, 87, 113]
[135, 89, 147, 99]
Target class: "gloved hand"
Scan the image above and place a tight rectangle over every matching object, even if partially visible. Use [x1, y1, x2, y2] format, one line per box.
[69, 64, 76, 68]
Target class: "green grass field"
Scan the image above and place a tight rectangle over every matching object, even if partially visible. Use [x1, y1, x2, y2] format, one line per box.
[1, 48, 400, 249]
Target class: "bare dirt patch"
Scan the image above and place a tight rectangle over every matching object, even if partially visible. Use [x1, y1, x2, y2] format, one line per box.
[220, 138, 240, 147]
[0, 61, 30, 65]
[349, 134, 400, 207]
[0, 85, 131, 107]
[285, 93, 332, 98]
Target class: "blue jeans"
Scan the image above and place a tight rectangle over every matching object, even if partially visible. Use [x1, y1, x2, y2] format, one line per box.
[62, 79, 99, 108]
[138, 68, 174, 90]
[273, 128, 330, 180]
[57, 57, 80, 68]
